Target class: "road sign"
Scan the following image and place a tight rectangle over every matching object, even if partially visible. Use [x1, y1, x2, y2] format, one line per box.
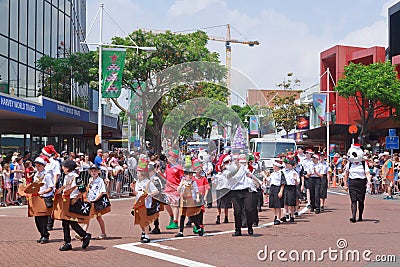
[134, 139, 140, 148]
[389, 129, 396, 137]
[385, 136, 399, 150]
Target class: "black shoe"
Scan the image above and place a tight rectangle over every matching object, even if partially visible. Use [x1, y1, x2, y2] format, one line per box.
[59, 243, 72, 251]
[47, 226, 53, 231]
[294, 211, 299, 216]
[207, 204, 212, 209]
[175, 232, 184, 237]
[82, 233, 91, 249]
[258, 208, 262, 212]
[141, 237, 150, 243]
[248, 226, 253, 235]
[37, 237, 44, 243]
[186, 220, 192, 226]
[253, 220, 259, 227]
[306, 204, 311, 209]
[321, 206, 325, 212]
[315, 210, 320, 214]
[349, 218, 356, 223]
[274, 219, 281, 225]
[280, 217, 287, 222]
[357, 218, 363, 222]
[232, 230, 242, 236]
[40, 237, 49, 244]
[289, 217, 294, 223]
[150, 227, 161, 234]
[140, 232, 145, 240]
[198, 228, 204, 236]
[310, 208, 315, 212]
[223, 216, 229, 223]
[215, 215, 220, 224]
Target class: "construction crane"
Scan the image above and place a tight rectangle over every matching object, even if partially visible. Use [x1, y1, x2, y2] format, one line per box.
[141, 24, 260, 103]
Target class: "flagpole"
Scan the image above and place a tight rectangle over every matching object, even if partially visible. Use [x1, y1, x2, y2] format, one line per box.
[98, 3, 104, 146]
[326, 67, 330, 165]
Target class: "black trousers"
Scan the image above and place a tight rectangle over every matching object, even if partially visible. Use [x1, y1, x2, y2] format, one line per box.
[47, 217, 54, 229]
[309, 177, 321, 211]
[62, 220, 86, 244]
[230, 189, 255, 231]
[206, 178, 213, 205]
[349, 179, 367, 220]
[179, 213, 201, 233]
[35, 216, 50, 238]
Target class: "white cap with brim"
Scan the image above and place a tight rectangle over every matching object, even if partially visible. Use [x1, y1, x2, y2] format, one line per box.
[272, 161, 282, 168]
[34, 157, 47, 165]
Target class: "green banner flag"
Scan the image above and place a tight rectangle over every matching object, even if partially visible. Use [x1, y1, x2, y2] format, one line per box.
[130, 82, 145, 115]
[101, 48, 126, 98]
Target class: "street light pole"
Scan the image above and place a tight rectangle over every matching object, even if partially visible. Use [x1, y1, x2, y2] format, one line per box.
[326, 67, 330, 165]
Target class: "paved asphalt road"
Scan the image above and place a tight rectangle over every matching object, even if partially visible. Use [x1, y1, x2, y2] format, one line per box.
[0, 189, 399, 267]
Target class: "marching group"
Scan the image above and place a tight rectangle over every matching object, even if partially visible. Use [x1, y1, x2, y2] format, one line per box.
[0, 141, 388, 249]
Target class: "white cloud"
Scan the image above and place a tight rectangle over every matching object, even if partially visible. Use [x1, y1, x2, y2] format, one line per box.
[339, 21, 387, 48]
[381, 0, 400, 17]
[168, 0, 225, 17]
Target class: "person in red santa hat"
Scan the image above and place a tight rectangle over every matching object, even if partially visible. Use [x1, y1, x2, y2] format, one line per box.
[41, 145, 61, 231]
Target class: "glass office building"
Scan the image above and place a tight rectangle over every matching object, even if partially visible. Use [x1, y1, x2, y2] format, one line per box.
[0, 0, 121, 155]
[0, 0, 88, 99]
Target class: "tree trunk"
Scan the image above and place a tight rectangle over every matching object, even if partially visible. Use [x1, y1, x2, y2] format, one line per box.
[150, 99, 163, 154]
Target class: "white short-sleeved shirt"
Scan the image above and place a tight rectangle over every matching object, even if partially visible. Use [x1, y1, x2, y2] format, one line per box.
[345, 162, 368, 180]
[284, 168, 298, 185]
[87, 177, 106, 202]
[320, 161, 329, 175]
[268, 170, 284, 186]
[45, 157, 61, 179]
[62, 171, 80, 198]
[309, 162, 323, 178]
[135, 178, 157, 208]
[34, 170, 54, 197]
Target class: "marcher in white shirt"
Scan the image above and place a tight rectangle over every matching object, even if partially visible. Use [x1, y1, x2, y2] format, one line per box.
[306, 154, 323, 214]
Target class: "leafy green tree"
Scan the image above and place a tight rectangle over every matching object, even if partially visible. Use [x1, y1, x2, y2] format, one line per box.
[335, 61, 400, 142]
[36, 51, 97, 106]
[111, 30, 226, 152]
[270, 95, 310, 137]
[269, 73, 308, 137]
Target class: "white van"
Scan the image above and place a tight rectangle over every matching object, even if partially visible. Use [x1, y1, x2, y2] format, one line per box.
[249, 136, 297, 169]
[187, 141, 209, 152]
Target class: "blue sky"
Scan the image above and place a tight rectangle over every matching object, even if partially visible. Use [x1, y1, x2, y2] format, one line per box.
[86, 0, 398, 105]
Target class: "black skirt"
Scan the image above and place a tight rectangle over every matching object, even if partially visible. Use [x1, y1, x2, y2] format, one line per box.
[319, 175, 328, 199]
[349, 179, 367, 203]
[216, 189, 232, 209]
[284, 185, 296, 206]
[269, 185, 284, 209]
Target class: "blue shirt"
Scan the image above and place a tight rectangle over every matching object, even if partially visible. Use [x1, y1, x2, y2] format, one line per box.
[10, 163, 15, 183]
[94, 155, 103, 168]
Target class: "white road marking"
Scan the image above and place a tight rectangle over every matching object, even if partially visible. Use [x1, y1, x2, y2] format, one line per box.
[328, 190, 347, 196]
[114, 206, 310, 265]
[146, 243, 178, 251]
[114, 243, 216, 267]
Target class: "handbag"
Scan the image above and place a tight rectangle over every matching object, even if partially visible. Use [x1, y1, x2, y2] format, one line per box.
[43, 195, 54, 208]
[69, 197, 92, 216]
[93, 194, 111, 211]
[146, 198, 161, 216]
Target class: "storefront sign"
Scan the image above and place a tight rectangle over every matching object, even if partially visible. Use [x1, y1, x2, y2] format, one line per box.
[0, 95, 45, 118]
[43, 98, 89, 121]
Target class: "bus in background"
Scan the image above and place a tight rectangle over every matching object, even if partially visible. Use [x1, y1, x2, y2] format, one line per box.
[249, 136, 297, 170]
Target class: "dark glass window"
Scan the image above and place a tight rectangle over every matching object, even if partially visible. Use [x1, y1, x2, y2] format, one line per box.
[19, 0, 27, 44]
[0, 55, 8, 89]
[10, 39, 18, 60]
[9, 60, 18, 95]
[19, 44, 27, 65]
[0, 35, 8, 57]
[28, 48, 35, 67]
[10, 0, 18, 40]
[27, 67, 36, 97]
[58, 12, 65, 56]
[65, 16, 71, 52]
[44, 1, 51, 55]
[28, 0, 36, 48]
[19, 63, 27, 96]
[51, 6, 58, 57]
[0, 1, 9, 35]
[36, 0, 44, 53]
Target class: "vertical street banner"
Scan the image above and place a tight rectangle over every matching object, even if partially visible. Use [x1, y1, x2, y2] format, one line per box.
[249, 116, 259, 135]
[130, 82, 145, 115]
[313, 93, 326, 121]
[101, 48, 126, 98]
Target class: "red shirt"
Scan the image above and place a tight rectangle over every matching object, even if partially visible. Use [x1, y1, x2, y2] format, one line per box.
[164, 164, 184, 195]
[25, 167, 35, 184]
[194, 176, 210, 196]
